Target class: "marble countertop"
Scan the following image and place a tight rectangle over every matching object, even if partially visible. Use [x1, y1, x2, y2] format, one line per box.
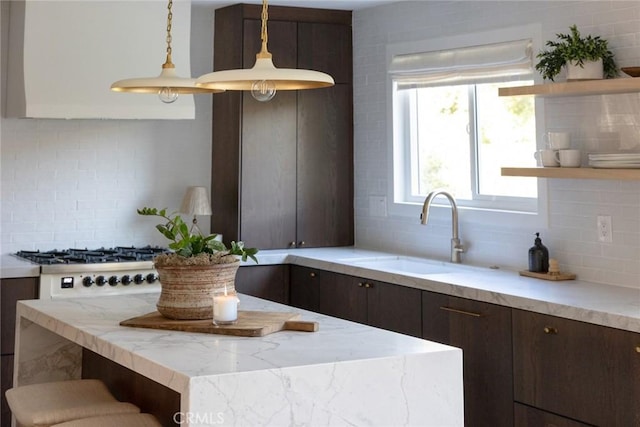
[0, 254, 39, 279]
[18, 293, 451, 389]
[16, 293, 464, 425]
[4, 246, 639, 332]
[254, 247, 640, 333]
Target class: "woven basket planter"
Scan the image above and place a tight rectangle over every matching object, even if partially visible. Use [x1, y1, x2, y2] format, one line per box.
[155, 262, 240, 320]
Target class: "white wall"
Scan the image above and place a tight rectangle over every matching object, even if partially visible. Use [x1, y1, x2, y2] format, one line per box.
[353, 1, 640, 289]
[0, 3, 218, 253]
[3, 0, 639, 290]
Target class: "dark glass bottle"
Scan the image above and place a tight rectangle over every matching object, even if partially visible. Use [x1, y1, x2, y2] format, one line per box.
[528, 232, 549, 273]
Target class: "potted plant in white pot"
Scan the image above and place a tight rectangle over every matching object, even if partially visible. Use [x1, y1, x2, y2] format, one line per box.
[535, 25, 617, 81]
[138, 207, 258, 320]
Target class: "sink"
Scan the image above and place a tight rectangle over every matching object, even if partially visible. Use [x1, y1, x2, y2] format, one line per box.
[350, 257, 451, 276]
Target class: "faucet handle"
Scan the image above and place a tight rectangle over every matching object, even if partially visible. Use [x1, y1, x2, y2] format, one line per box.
[450, 238, 465, 263]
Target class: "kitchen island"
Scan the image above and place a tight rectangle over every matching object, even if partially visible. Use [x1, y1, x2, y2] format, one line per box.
[13, 293, 463, 427]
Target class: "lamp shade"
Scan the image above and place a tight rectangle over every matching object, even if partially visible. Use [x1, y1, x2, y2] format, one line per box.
[111, 66, 219, 94]
[180, 186, 212, 216]
[195, 56, 334, 91]
[195, 0, 334, 96]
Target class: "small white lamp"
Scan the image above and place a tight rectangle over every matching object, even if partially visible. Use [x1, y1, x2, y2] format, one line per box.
[180, 186, 212, 233]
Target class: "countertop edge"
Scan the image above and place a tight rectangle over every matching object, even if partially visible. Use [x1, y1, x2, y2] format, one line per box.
[0, 254, 40, 279]
[4, 247, 639, 334]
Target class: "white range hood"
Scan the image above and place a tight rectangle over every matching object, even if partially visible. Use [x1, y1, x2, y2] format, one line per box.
[6, 0, 196, 120]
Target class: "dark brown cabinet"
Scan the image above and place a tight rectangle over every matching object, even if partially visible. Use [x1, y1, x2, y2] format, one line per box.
[1, 354, 14, 427]
[514, 403, 594, 427]
[512, 309, 640, 426]
[289, 265, 321, 312]
[235, 265, 290, 304]
[422, 292, 513, 427]
[211, 4, 353, 250]
[316, 270, 367, 324]
[1, 277, 39, 427]
[289, 266, 422, 337]
[357, 278, 421, 337]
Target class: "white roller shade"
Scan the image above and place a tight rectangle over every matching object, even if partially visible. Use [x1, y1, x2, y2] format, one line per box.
[389, 39, 533, 89]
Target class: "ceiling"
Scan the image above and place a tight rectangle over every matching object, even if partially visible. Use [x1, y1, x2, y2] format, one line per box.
[196, 0, 401, 11]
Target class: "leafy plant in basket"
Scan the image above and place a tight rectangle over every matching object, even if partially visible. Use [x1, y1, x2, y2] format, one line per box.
[137, 207, 258, 320]
[535, 25, 617, 81]
[137, 207, 258, 265]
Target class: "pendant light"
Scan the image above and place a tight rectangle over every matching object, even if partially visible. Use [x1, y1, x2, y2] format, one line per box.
[195, 0, 334, 102]
[110, 0, 221, 103]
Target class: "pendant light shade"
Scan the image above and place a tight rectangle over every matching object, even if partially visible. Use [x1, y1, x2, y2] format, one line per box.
[196, 55, 335, 91]
[195, 0, 334, 101]
[111, 64, 218, 98]
[110, 0, 222, 103]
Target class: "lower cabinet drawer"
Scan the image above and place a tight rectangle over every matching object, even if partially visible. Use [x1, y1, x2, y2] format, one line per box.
[512, 309, 640, 426]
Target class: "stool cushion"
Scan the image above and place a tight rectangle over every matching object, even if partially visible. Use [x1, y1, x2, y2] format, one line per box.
[6, 379, 140, 427]
[52, 413, 162, 427]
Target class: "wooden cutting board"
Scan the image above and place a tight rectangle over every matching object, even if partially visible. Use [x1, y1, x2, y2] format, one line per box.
[120, 310, 319, 337]
[519, 270, 576, 281]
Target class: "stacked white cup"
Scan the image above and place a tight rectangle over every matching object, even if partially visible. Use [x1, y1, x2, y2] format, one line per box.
[535, 132, 580, 167]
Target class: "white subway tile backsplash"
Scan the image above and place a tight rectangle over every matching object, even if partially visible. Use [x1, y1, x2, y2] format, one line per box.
[354, 1, 640, 289]
[1, 3, 217, 256]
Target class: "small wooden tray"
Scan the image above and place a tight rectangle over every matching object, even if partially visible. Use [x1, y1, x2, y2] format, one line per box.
[120, 310, 319, 337]
[519, 270, 576, 281]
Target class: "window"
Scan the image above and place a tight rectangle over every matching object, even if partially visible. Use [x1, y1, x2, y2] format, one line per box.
[389, 34, 540, 214]
[398, 80, 537, 210]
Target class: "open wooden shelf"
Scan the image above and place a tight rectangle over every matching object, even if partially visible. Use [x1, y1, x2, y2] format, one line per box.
[501, 167, 640, 180]
[498, 78, 640, 97]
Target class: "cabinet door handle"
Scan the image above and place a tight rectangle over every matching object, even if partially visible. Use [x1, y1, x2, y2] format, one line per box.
[358, 282, 364, 287]
[289, 241, 297, 248]
[299, 241, 306, 247]
[543, 326, 558, 335]
[635, 345, 640, 354]
[364, 283, 373, 288]
[439, 306, 482, 317]
[309, 272, 316, 278]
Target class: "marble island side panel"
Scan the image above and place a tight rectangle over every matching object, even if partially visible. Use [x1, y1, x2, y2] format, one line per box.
[14, 293, 463, 427]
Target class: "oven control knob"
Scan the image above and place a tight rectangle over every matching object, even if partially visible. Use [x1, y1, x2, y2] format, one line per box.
[82, 277, 94, 287]
[133, 274, 145, 285]
[146, 273, 159, 284]
[108, 276, 119, 286]
[121, 275, 132, 286]
[96, 276, 107, 287]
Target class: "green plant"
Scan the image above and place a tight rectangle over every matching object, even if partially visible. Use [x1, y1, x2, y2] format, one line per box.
[535, 25, 617, 81]
[137, 207, 258, 263]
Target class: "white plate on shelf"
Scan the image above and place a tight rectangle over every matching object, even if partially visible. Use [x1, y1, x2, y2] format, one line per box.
[589, 153, 640, 161]
[589, 161, 640, 169]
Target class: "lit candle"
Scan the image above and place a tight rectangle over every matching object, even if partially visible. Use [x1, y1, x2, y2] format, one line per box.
[212, 293, 239, 325]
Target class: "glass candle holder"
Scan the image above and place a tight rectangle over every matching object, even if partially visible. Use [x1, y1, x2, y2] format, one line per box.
[212, 288, 239, 325]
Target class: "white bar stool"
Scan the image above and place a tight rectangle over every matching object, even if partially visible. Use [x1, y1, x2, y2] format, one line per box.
[5, 379, 140, 427]
[52, 413, 162, 427]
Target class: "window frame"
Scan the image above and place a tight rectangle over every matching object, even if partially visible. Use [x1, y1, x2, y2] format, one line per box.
[386, 24, 548, 229]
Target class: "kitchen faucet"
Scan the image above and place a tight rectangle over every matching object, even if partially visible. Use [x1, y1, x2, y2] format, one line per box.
[420, 190, 465, 263]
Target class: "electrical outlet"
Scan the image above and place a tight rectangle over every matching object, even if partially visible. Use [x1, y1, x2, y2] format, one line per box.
[597, 215, 613, 243]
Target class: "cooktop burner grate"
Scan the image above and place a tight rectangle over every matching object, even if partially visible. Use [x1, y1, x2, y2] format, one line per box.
[15, 246, 171, 265]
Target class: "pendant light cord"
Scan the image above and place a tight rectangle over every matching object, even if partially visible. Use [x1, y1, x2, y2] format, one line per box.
[257, 0, 272, 59]
[163, 0, 175, 69]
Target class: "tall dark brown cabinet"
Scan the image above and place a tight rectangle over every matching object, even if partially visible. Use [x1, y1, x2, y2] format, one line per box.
[211, 4, 354, 250]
